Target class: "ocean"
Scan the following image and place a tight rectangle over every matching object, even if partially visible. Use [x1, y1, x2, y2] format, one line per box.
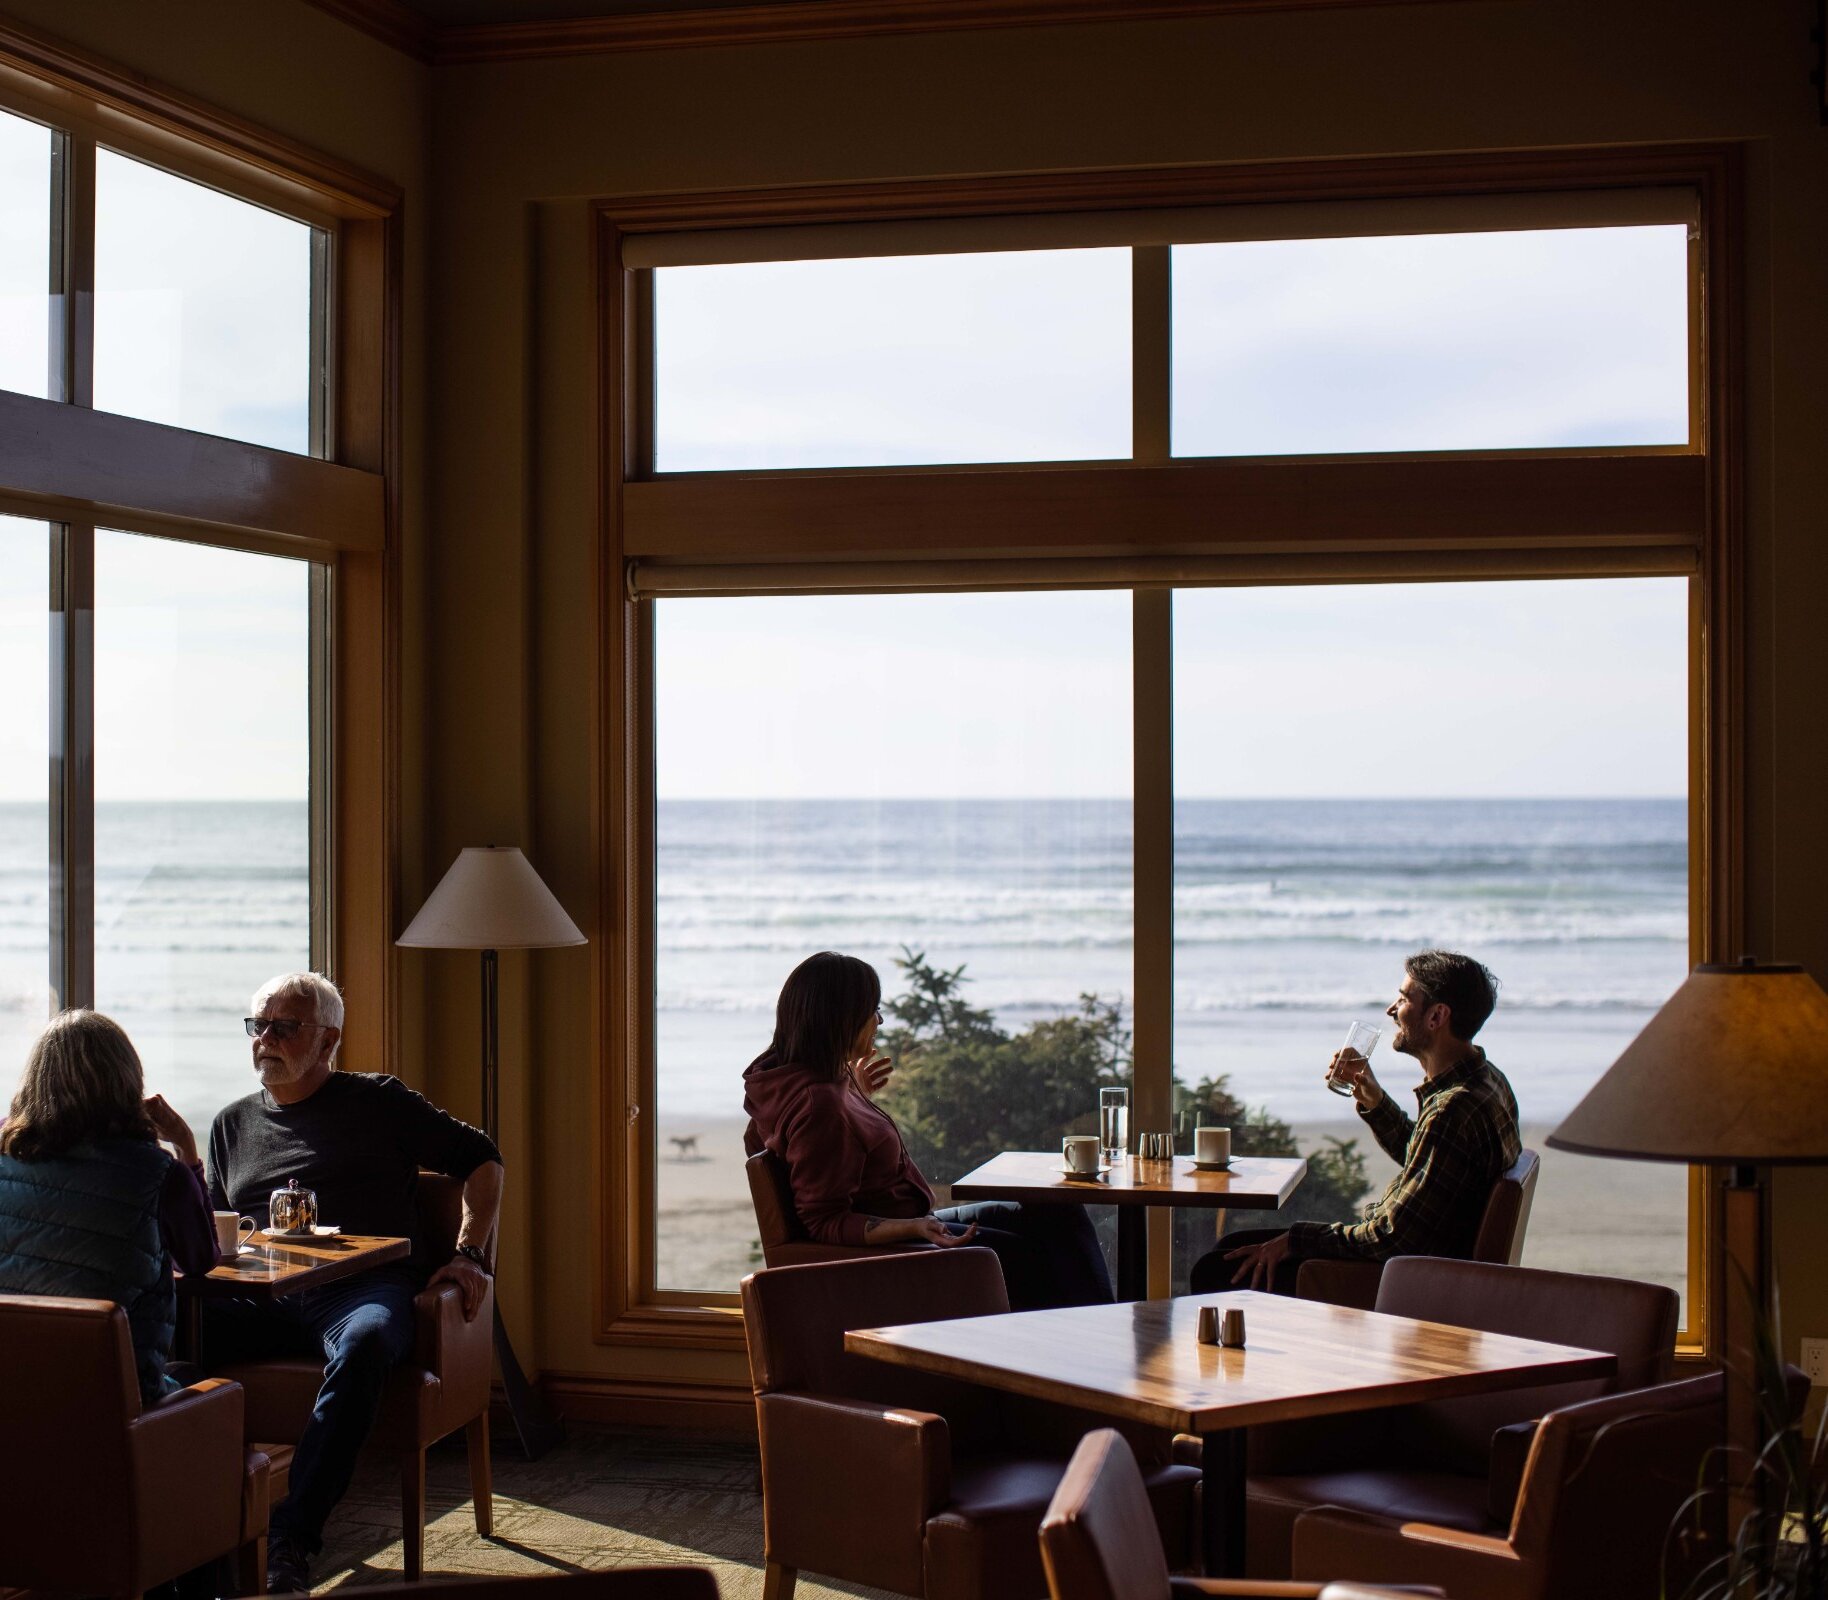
[0, 799, 310, 1136]
[1, 795, 1688, 1155]
[655, 795, 1688, 1124]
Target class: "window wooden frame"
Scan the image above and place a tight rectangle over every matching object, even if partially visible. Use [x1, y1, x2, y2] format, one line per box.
[0, 17, 402, 1080]
[596, 143, 1741, 1360]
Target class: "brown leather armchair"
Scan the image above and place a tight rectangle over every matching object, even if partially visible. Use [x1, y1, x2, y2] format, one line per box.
[1294, 1149, 1539, 1311]
[742, 1249, 1199, 1600]
[215, 1172, 495, 1580]
[745, 1148, 934, 1268]
[0, 1292, 275, 1597]
[1245, 1256, 1677, 1580]
[1040, 1428, 1439, 1600]
[1289, 1370, 1734, 1600]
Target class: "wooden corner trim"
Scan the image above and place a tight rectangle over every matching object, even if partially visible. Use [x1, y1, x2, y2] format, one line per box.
[306, 0, 1457, 65]
[300, 0, 437, 62]
[0, 14, 402, 218]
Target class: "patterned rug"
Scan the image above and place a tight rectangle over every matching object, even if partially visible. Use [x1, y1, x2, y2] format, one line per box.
[315, 1423, 898, 1599]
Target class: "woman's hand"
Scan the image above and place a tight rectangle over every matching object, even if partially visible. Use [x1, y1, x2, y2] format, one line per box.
[848, 1050, 894, 1098]
[865, 1214, 979, 1246]
[143, 1094, 199, 1165]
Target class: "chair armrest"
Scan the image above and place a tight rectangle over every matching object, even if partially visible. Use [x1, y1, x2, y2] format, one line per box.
[757, 1392, 948, 1578]
[1293, 1506, 1523, 1600]
[760, 1392, 949, 1515]
[413, 1278, 496, 1418]
[129, 1378, 247, 1581]
[1295, 1259, 1383, 1310]
[1487, 1418, 1537, 1525]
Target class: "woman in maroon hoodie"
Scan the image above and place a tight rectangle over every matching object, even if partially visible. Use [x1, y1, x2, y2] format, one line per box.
[743, 951, 1111, 1310]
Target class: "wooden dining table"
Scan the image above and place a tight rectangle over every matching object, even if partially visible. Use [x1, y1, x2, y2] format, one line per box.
[176, 1230, 411, 1354]
[846, 1287, 1615, 1577]
[948, 1150, 1308, 1300]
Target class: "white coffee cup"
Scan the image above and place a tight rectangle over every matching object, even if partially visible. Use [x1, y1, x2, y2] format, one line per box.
[214, 1211, 257, 1255]
[1063, 1134, 1102, 1174]
[1194, 1126, 1232, 1166]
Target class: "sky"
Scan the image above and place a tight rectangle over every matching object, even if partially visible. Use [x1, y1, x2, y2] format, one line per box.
[655, 578, 1688, 800]
[0, 98, 1691, 803]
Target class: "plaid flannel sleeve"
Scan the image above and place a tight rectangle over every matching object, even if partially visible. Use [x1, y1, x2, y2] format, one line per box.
[1359, 1093, 1414, 1165]
[1285, 1095, 1494, 1262]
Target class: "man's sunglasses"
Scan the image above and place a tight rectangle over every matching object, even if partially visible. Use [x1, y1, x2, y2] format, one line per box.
[243, 1017, 328, 1041]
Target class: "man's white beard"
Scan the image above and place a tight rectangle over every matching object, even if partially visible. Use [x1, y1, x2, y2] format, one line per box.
[258, 1055, 309, 1086]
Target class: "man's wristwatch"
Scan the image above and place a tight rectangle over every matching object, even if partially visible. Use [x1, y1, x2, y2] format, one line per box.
[454, 1243, 490, 1271]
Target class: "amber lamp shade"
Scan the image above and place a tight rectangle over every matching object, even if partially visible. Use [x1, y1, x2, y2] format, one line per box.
[1547, 961, 1828, 1167]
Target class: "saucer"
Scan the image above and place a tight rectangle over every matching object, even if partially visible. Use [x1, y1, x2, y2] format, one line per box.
[1189, 1158, 1233, 1171]
[1057, 1163, 1111, 1180]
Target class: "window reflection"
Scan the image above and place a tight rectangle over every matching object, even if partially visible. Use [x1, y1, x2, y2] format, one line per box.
[0, 107, 53, 400]
[94, 150, 318, 454]
[0, 515, 51, 1075]
[652, 591, 1133, 1292]
[92, 529, 312, 1135]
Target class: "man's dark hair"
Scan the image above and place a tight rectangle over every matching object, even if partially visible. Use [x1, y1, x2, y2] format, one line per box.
[1404, 950, 1499, 1041]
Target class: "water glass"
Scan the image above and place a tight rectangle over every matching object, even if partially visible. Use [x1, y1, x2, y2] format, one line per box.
[1328, 1021, 1381, 1097]
[1099, 1086, 1130, 1162]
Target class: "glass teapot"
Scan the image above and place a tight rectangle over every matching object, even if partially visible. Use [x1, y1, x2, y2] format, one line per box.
[269, 1178, 319, 1234]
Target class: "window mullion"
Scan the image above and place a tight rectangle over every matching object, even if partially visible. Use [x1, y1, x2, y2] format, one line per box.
[52, 128, 95, 409]
[1132, 245, 1171, 464]
[1133, 586, 1174, 1296]
[309, 562, 334, 974]
[48, 518, 94, 1011]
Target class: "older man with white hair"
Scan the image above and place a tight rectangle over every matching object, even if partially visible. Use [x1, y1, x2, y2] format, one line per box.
[205, 972, 503, 1594]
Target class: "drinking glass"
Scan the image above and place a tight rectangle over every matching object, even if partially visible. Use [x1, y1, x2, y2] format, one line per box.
[1327, 1022, 1380, 1097]
[1099, 1086, 1130, 1162]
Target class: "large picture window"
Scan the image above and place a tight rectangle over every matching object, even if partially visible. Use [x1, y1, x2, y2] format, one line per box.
[1170, 577, 1690, 1313]
[0, 38, 395, 1109]
[653, 590, 1133, 1292]
[93, 530, 314, 1135]
[607, 154, 1729, 1356]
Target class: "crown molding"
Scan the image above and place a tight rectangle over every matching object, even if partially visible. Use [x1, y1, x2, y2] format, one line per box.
[301, 0, 437, 61]
[302, 0, 1436, 65]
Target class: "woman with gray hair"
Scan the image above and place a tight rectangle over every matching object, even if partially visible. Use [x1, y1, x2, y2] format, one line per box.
[0, 1009, 220, 1403]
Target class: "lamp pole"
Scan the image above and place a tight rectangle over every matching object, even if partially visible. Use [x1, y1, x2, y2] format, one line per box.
[398, 847, 585, 1464]
[478, 944, 565, 1461]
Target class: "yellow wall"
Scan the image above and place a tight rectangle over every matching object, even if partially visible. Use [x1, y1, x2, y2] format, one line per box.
[8, 0, 1827, 1406]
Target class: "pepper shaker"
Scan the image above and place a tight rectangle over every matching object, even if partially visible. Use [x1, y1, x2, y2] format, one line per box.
[1221, 1307, 1246, 1348]
[1196, 1305, 1220, 1344]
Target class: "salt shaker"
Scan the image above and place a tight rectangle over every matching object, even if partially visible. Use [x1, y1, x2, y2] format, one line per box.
[1221, 1307, 1246, 1348]
[1196, 1305, 1220, 1344]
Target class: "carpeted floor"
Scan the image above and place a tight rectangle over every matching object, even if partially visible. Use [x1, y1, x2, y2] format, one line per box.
[314, 1423, 898, 1599]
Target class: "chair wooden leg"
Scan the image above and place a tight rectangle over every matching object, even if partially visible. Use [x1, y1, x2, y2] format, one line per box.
[466, 1412, 494, 1539]
[762, 1562, 797, 1600]
[236, 1534, 268, 1596]
[401, 1447, 426, 1581]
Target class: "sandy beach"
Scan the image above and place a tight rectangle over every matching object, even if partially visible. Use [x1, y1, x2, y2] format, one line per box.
[655, 1114, 1689, 1313]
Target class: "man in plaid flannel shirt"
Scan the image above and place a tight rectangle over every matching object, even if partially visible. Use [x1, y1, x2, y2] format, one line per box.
[1190, 949, 1520, 1295]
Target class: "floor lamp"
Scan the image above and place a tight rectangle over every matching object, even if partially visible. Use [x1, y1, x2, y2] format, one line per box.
[1547, 958, 1828, 1521]
[399, 845, 586, 1460]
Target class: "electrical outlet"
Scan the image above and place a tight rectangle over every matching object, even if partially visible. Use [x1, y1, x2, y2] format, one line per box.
[1804, 1338, 1828, 1386]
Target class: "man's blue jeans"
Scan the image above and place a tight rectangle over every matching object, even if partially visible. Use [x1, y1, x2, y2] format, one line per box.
[204, 1266, 419, 1553]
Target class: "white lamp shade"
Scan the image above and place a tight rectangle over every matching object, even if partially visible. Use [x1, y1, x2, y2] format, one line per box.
[397, 846, 586, 951]
[1548, 961, 1828, 1165]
